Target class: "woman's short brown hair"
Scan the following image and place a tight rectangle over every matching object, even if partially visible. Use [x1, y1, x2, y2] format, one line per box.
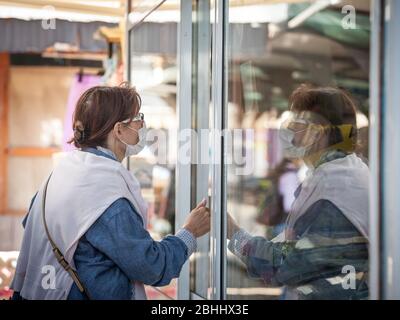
[289, 84, 358, 151]
[69, 83, 141, 148]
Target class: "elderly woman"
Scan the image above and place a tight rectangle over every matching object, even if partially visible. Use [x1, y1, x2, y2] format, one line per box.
[11, 84, 210, 300]
[228, 85, 369, 300]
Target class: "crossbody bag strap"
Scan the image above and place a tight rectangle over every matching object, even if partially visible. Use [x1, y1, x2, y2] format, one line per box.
[41, 173, 91, 299]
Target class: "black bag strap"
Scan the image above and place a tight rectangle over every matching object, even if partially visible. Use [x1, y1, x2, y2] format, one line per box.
[41, 173, 91, 299]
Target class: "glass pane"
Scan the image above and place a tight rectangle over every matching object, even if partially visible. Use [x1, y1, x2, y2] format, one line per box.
[226, 0, 370, 300]
[189, 0, 213, 299]
[129, 1, 180, 300]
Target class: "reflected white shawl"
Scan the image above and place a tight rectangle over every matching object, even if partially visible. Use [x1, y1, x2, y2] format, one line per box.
[286, 153, 369, 240]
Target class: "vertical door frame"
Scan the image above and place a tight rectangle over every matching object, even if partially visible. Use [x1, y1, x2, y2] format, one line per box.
[380, 0, 400, 299]
[176, 0, 193, 300]
[209, 0, 227, 300]
[220, 0, 229, 301]
[369, 0, 383, 300]
[369, 0, 400, 300]
[124, 0, 132, 84]
[191, 0, 212, 299]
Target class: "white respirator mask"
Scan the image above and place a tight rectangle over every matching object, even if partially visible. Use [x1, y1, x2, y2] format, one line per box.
[118, 115, 147, 157]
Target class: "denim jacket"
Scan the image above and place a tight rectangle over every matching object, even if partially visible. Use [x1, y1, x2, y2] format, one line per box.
[12, 147, 195, 300]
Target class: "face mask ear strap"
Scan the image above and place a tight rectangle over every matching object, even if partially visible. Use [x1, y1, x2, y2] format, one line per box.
[126, 124, 142, 133]
[310, 123, 330, 141]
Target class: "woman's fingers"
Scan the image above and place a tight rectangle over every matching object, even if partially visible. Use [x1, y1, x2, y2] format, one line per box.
[195, 208, 211, 237]
[183, 202, 211, 237]
[195, 198, 207, 209]
[201, 209, 211, 233]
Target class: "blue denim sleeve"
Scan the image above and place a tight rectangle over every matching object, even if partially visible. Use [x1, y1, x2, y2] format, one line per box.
[84, 198, 190, 287]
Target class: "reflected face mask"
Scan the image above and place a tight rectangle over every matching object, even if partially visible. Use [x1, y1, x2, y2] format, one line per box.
[279, 112, 322, 159]
[279, 127, 310, 159]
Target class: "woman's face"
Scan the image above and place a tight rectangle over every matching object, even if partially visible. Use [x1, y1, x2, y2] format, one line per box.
[119, 118, 144, 146]
[287, 121, 312, 148]
[280, 110, 330, 161]
[110, 111, 145, 161]
[283, 111, 319, 149]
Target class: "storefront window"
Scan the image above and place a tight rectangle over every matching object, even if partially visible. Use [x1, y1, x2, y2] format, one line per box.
[226, 0, 370, 300]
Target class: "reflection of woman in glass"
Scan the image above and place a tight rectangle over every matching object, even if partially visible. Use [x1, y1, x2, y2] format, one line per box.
[228, 84, 369, 300]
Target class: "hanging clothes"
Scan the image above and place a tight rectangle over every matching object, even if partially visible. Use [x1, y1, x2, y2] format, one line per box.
[63, 74, 101, 151]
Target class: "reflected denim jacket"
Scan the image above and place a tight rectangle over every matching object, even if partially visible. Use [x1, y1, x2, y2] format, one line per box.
[229, 199, 369, 300]
[228, 150, 369, 299]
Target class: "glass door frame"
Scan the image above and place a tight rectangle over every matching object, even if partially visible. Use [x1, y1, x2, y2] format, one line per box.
[175, 0, 228, 300]
[369, 0, 383, 301]
[175, 0, 193, 300]
[380, 0, 400, 299]
[178, 0, 228, 301]
[209, 0, 228, 301]
[369, 0, 400, 300]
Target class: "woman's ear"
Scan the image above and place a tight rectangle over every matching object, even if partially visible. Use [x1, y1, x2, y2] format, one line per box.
[314, 124, 333, 149]
[113, 122, 122, 138]
[315, 124, 326, 139]
[303, 124, 324, 147]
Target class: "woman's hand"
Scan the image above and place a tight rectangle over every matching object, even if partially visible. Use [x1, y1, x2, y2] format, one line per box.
[183, 199, 210, 238]
[227, 213, 240, 240]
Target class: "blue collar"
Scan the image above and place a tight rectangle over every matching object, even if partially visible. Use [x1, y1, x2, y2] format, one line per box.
[294, 150, 350, 199]
[82, 147, 118, 161]
[314, 149, 348, 169]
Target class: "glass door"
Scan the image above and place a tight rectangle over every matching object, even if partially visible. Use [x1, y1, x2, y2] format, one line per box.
[182, 0, 225, 300]
[189, 0, 212, 300]
[224, 0, 371, 300]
